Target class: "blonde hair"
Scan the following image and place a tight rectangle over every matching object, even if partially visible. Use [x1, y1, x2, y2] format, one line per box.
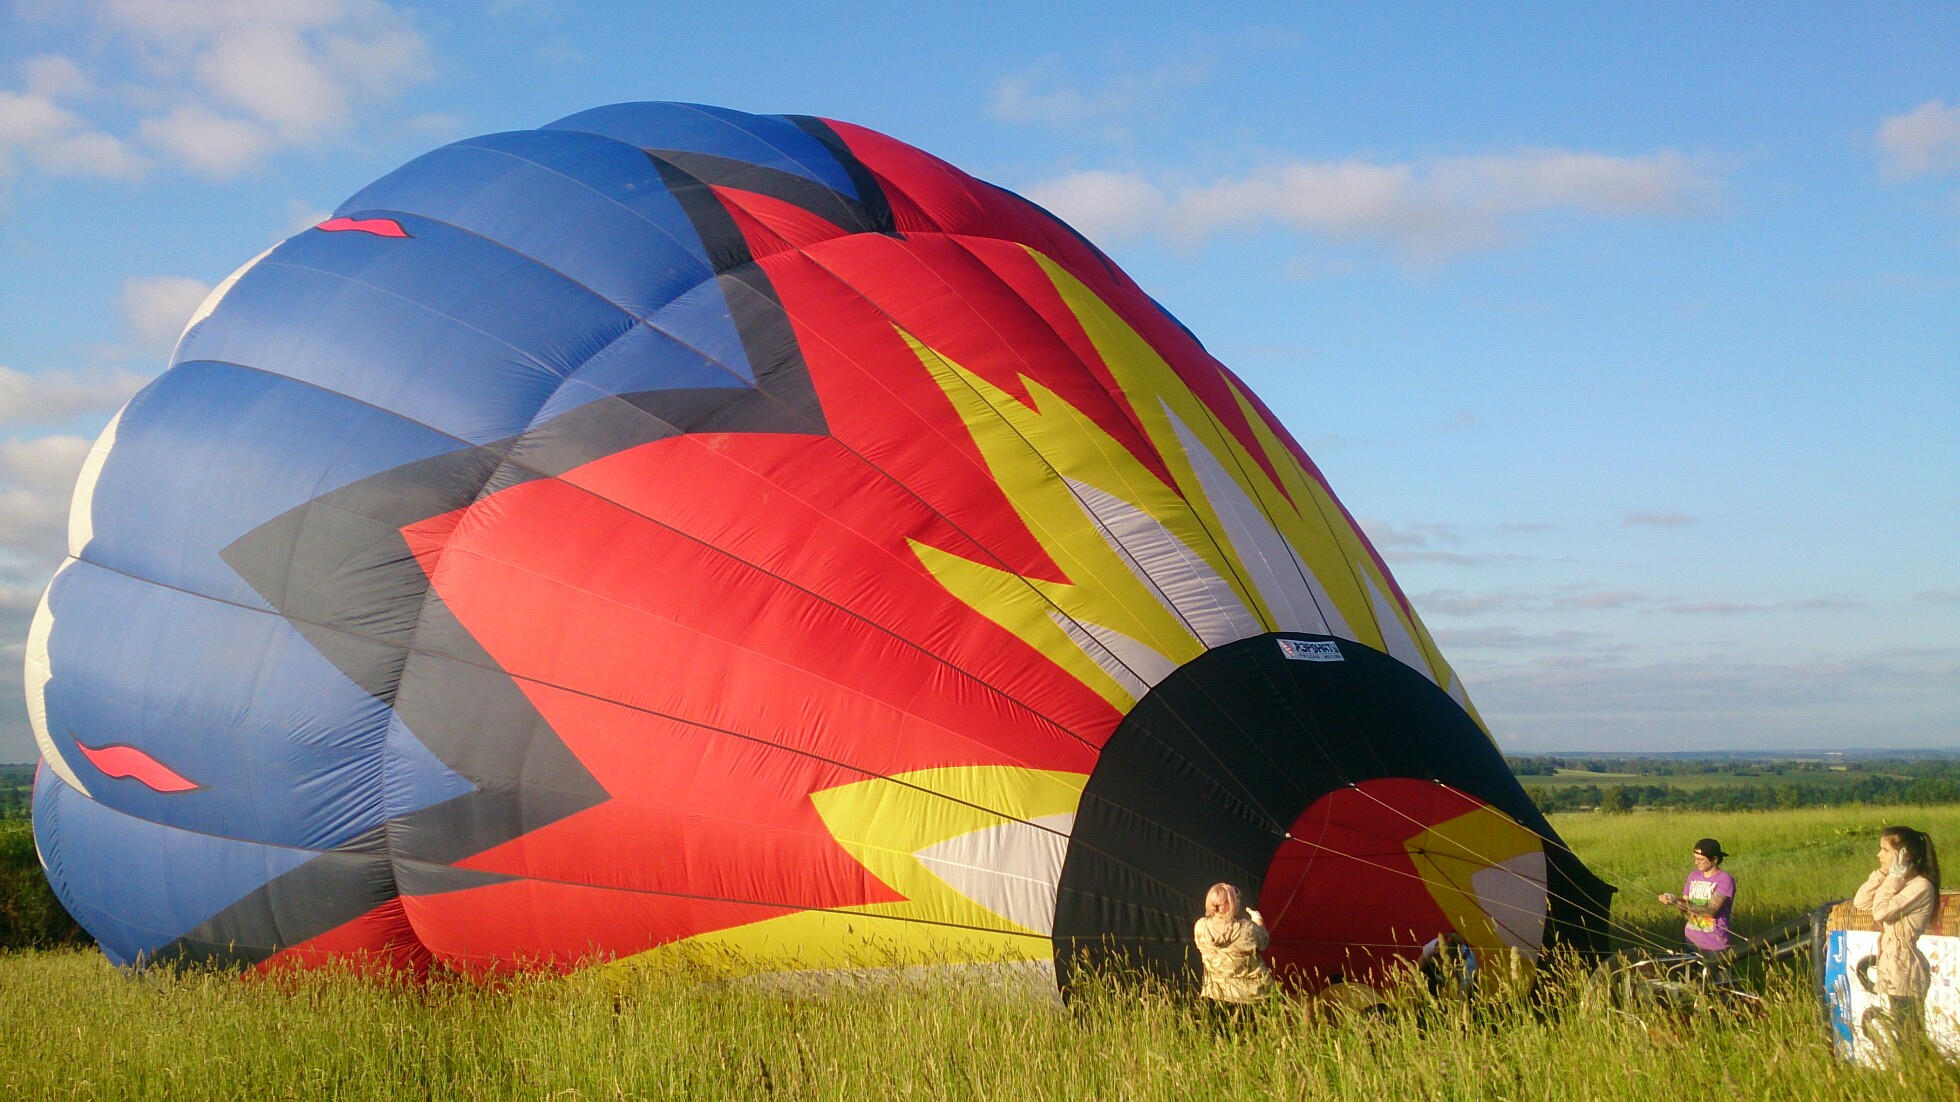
[1204, 883, 1244, 931]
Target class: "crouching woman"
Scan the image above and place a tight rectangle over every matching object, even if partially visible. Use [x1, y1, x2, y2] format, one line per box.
[1195, 882, 1274, 1022]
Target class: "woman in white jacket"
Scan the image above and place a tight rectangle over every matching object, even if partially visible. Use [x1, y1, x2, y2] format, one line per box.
[1194, 882, 1273, 1017]
[1852, 825, 1941, 1048]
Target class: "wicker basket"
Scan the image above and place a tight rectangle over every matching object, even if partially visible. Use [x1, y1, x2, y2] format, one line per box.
[1826, 890, 1960, 937]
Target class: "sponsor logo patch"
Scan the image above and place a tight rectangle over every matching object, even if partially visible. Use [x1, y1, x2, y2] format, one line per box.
[1277, 638, 1344, 662]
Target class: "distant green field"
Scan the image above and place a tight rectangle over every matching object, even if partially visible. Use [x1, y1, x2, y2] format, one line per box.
[1519, 767, 1903, 791]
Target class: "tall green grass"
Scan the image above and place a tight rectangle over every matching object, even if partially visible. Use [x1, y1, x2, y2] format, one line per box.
[0, 805, 1955, 1100]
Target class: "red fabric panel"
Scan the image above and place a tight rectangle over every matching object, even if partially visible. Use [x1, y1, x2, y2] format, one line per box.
[1259, 779, 1488, 985]
[711, 194, 799, 259]
[823, 121, 1295, 501]
[786, 235, 1176, 490]
[253, 898, 430, 977]
[400, 877, 798, 975]
[753, 250, 1071, 583]
[710, 186, 852, 256]
[396, 420, 1114, 958]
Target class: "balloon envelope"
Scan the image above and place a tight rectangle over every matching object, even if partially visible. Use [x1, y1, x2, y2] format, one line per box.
[29, 102, 1612, 985]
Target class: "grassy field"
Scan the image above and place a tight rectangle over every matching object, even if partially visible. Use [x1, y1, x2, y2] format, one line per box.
[1555, 803, 1960, 948]
[2, 804, 1957, 1100]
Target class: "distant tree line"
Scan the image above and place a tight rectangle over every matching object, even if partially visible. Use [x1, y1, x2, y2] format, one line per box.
[1507, 756, 1960, 814]
[0, 767, 30, 821]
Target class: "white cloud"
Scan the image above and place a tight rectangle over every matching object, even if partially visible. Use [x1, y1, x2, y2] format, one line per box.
[1432, 627, 1602, 650]
[200, 27, 349, 143]
[4, 1, 431, 182]
[1623, 511, 1698, 528]
[1654, 596, 1861, 615]
[0, 433, 90, 581]
[1786, 595, 1863, 611]
[1020, 169, 1167, 242]
[20, 55, 91, 100]
[1469, 651, 1960, 750]
[0, 586, 44, 617]
[1877, 99, 1960, 179]
[122, 274, 214, 349]
[1022, 149, 1719, 263]
[284, 198, 335, 233]
[1362, 521, 1529, 566]
[1556, 590, 1648, 610]
[0, 430, 90, 764]
[1414, 589, 1538, 616]
[0, 433, 92, 489]
[138, 104, 276, 177]
[0, 89, 146, 178]
[990, 55, 1211, 128]
[1384, 549, 1529, 567]
[1658, 600, 1761, 615]
[1357, 519, 1463, 549]
[0, 365, 149, 427]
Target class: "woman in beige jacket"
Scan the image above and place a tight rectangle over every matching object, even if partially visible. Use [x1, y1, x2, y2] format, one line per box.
[1852, 825, 1941, 1044]
[1194, 882, 1274, 1013]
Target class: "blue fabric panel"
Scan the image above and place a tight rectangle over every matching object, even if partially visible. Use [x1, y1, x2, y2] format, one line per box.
[545, 102, 858, 199]
[531, 320, 752, 424]
[381, 710, 476, 820]
[649, 278, 756, 385]
[34, 770, 317, 965]
[177, 217, 635, 444]
[83, 362, 462, 609]
[336, 130, 723, 323]
[39, 559, 411, 851]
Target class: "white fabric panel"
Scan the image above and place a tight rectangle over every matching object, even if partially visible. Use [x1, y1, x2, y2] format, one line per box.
[1048, 610, 1178, 702]
[1161, 402, 1354, 639]
[67, 404, 123, 557]
[26, 558, 88, 796]
[1446, 672, 1473, 713]
[1471, 850, 1549, 956]
[914, 812, 1075, 936]
[1064, 476, 1263, 649]
[1364, 572, 1434, 684]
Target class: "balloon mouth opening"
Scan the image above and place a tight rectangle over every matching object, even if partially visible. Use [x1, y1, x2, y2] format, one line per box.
[1049, 632, 1562, 993]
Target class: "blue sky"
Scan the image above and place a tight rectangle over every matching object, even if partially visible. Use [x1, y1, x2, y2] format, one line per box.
[0, 1, 1954, 759]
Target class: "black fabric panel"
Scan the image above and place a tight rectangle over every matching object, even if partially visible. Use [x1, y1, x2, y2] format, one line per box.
[650, 150, 875, 234]
[152, 847, 398, 967]
[781, 116, 896, 235]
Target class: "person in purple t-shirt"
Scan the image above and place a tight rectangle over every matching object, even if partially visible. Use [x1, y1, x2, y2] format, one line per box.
[1657, 838, 1735, 961]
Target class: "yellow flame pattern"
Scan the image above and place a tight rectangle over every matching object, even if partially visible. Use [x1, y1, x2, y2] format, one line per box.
[911, 249, 1486, 728]
[609, 246, 1501, 979]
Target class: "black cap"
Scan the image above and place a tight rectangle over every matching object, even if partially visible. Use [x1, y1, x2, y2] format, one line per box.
[1694, 838, 1728, 860]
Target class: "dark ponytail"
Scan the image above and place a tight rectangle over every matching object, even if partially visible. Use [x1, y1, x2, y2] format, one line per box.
[1881, 826, 1942, 908]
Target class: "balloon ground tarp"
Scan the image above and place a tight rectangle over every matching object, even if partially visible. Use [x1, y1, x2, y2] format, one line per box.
[27, 102, 1613, 991]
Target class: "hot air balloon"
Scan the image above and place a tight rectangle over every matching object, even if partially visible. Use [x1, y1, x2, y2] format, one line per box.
[28, 102, 1613, 989]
